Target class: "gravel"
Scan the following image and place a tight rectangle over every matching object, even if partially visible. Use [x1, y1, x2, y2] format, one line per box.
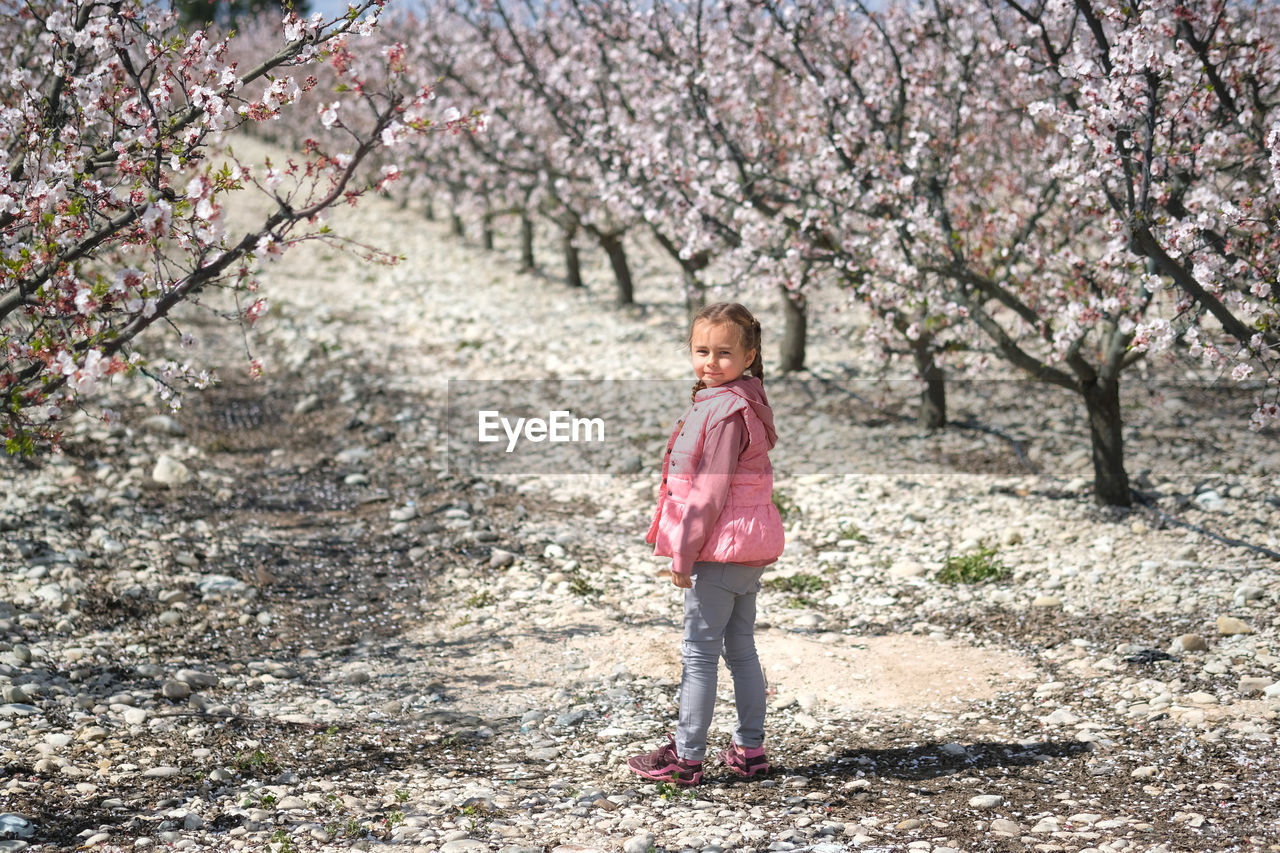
[0, 165, 1277, 852]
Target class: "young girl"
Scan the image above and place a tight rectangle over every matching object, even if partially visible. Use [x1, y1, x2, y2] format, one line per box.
[627, 302, 785, 786]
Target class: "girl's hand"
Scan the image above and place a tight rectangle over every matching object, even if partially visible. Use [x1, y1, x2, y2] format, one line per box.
[671, 572, 693, 589]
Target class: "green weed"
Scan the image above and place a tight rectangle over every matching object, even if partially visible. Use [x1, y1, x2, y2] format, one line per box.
[233, 748, 278, 772]
[835, 522, 869, 543]
[936, 546, 1009, 584]
[269, 829, 298, 853]
[764, 572, 828, 607]
[655, 780, 696, 801]
[772, 490, 799, 522]
[567, 568, 601, 599]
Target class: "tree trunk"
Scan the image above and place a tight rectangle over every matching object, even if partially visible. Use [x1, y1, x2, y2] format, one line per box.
[684, 268, 706, 324]
[599, 232, 634, 305]
[1080, 377, 1131, 507]
[422, 198, 435, 221]
[481, 212, 495, 251]
[562, 227, 583, 288]
[911, 338, 946, 430]
[450, 212, 465, 239]
[519, 212, 535, 271]
[779, 287, 806, 372]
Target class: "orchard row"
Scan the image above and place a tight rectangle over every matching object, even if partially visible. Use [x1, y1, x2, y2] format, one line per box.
[378, 0, 1280, 507]
[2, 0, 1278, 507]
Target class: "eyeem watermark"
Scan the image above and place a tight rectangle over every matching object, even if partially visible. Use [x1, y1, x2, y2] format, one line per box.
[478, 409, 605, 452]
[446, 380, 636, 474]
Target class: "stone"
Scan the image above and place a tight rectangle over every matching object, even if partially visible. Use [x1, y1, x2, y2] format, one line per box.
[1216, 616, 1254, 636]
[195, 575, 248, 597]
[1171, 633, 1208, 652]
[888, 561, 928, 578]
[1039, 707, 1080, 726]
[989, 818, 1021, 834]
[160, 681, 190, 700]
[389, 503, 419, 522]
[968, 794, 1004, 809]
[1192, 490, 1226, 511]
[0, 814, 35, 839]
[141, 415, 185, 436]
[1234, 585, 1266, 605]
[622, 833, 656, 853]
[151, 455, 192, 487]
[440, 842, 490, 853]
[1237, 677, 1271, 696]
[141, 767, 181, 778]
[1031, 816, 1060, 833]
[1031, 595, 1062, 609]
[175, 670, 219, 689]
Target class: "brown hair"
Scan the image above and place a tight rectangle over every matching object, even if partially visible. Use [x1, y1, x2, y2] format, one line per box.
[688, 302, 764, 400]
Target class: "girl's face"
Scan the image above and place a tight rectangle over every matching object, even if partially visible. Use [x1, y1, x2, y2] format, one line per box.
[690, 320, 755, 388]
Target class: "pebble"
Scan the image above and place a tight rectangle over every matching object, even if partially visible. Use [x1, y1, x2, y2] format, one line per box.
[1238, 677, 1271, 696]
[160, 680, 191, 700]
[141, 767, 181, 778]
[175, 669, 219, 688]
[440, 841, 489, 853]
[1171, 633, 1208, 652]
[623, 833, 656, 853]
[151, 454, 192, 487]
[1217, 615, 1255, 635]
[969, 794, 1004, 809]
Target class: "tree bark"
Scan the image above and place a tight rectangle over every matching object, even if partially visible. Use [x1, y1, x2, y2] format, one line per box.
[450, 212, 465, 239]
[1080, 377, 1131, 507]
[684, 268, 706, 324]
[779, 286, 806, 372]
[562, 227, 583, 288]
[481, 211, 495, 251]
[911, 337, 946, 430]
[422, 197, 435, 221]
[519, 212, 535, 271]
[599, 232, 634, 305]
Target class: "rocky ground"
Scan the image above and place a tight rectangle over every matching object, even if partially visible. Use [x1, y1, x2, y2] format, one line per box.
[2, 148, 1279, 853]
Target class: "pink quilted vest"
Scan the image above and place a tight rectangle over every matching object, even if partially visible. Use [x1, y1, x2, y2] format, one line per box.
[645, 380, 785, 566]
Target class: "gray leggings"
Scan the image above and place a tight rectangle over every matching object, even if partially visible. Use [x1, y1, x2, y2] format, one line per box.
[675, 561, 767, 761]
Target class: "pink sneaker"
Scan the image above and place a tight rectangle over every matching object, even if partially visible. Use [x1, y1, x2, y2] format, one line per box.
[627, 734, 703, 786]
[718, 742, 770, 778]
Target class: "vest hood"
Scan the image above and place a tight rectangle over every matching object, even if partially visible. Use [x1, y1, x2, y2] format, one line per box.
[695, 376, 777, 449]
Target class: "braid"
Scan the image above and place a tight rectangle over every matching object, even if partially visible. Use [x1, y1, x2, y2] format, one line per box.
[748, 318, 764, 381]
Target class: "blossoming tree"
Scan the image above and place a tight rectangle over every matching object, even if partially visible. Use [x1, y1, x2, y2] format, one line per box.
[732, 0, 1280, 505]
[0, 0, 469, 453]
